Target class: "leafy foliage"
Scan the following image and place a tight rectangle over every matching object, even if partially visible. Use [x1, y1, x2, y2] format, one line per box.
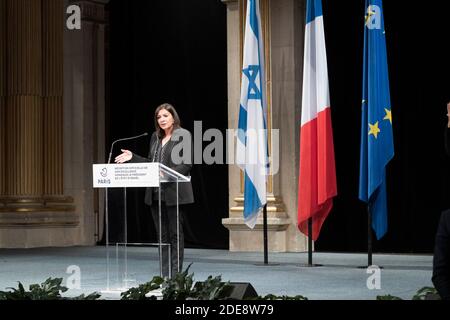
[377, 287, 441, 301]
[120, 276, 164, 300]
[191, 275, 233, 300]
[161, 264, 235, 300]
[161, 264, 195, 300]
[376, 294, 403, 300]
[255, 294, 308, 300]
[67, 293, 102, 300]
[412, 287, 440, 300]
[0, 272, 441, 301]
[0, 278, 100, 300]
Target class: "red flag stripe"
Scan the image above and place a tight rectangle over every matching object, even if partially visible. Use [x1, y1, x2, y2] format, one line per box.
[298, 107, 337, 241]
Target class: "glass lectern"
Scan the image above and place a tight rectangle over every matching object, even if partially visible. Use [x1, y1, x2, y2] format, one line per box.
[93, 162, 190, 292]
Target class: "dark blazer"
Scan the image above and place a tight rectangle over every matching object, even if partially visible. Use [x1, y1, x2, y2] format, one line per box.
[432, 210, 450, 300]
[130, 128, 194, 206]
[432, 128, 450, 299]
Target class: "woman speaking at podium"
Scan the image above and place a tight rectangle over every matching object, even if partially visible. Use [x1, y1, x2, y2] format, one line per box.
[114, 103, 194, 278]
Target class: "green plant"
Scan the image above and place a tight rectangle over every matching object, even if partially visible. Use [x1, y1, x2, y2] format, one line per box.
[191, 275, 233, 300]
[0, 282, 33, 300]
[6, 273, 439, 301]
[0, 278, 101, 300]
[412, 287, 441, 300]
[162, 264, 195, 300]
[120, 276, 164, 300]
[150, 264, 234, 300]
[256, 294, 308, 300]
[377, 287, 442, 301]
[376, 294, 403, 300]
[67, 293, 102, 300]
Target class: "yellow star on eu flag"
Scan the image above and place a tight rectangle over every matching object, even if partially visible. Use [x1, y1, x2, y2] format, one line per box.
[384, 108, 392, 124]
[369, 122, 381, 139]
[365, 7, 376, 25]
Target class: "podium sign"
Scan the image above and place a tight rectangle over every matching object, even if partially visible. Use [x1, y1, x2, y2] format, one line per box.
[92, 163, 160, 188]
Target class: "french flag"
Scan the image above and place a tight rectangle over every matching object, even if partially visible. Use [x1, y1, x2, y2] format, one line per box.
[298, 0, 337, 241]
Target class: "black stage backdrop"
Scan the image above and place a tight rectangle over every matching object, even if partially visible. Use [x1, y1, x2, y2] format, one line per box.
[106, 0, 450, 253]
[318, 0, 450, 253]
[106, 0, 229, 249]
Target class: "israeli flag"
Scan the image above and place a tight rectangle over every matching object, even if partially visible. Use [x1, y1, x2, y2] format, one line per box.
[236, 0, 268, 229]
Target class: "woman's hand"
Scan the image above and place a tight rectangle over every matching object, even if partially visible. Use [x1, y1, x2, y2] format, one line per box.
[447, 102, 450, 128]
[115, 149, 132, 163]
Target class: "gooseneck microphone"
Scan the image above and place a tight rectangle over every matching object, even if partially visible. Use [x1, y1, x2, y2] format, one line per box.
[107, 132, 148, 164]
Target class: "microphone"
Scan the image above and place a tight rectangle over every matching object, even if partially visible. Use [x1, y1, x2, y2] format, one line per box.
[152, 135, 160, 162]
[107, 132, 148, 164]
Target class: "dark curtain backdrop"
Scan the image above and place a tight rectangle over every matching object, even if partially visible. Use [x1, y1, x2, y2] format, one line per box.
[106, 0, 450, 253]
[316, 0, 450, 253]
[106, 0, 229, 249]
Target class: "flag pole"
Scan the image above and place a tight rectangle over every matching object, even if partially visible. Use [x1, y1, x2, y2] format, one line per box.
[255, 203, 278, 267]
[298, 218, 322, 268]
[308, 218, 313, 266]
[367, 206, 373, 267]
[263, 203, 268, 265]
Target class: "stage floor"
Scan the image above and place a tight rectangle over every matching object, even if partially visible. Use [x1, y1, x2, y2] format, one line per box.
[0, 246, 433, 300]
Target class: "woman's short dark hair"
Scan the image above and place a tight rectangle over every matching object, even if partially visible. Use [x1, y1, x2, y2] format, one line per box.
[154, 103, 181, 138]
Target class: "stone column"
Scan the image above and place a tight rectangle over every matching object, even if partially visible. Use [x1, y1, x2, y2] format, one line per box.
[0, 0, 77, 248]
[64, 0, 108, 244]
[221, 0, 244, 250]
[5, 0, 44, 197]
[43, 0, 64, 196]
[222, 0, 307, 252]
[270, 0, 307, 251]
[0, 0, 5, 197]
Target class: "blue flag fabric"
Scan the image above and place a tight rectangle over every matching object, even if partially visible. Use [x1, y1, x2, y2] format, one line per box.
[359, 0, 394, 240]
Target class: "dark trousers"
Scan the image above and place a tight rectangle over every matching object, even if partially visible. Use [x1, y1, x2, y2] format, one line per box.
[432, 209, 450, 300]
[151, 202, 184, 278]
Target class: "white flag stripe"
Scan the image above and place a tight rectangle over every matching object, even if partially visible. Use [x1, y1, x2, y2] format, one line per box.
[301, 16, 330, 127]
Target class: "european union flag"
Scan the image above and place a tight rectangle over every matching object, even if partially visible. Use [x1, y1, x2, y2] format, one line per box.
[359, 0, 394, 240]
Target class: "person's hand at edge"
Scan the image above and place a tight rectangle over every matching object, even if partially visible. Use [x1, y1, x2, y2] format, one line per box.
[115, 149, 132, 163]
[447, 102, 450, 128]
